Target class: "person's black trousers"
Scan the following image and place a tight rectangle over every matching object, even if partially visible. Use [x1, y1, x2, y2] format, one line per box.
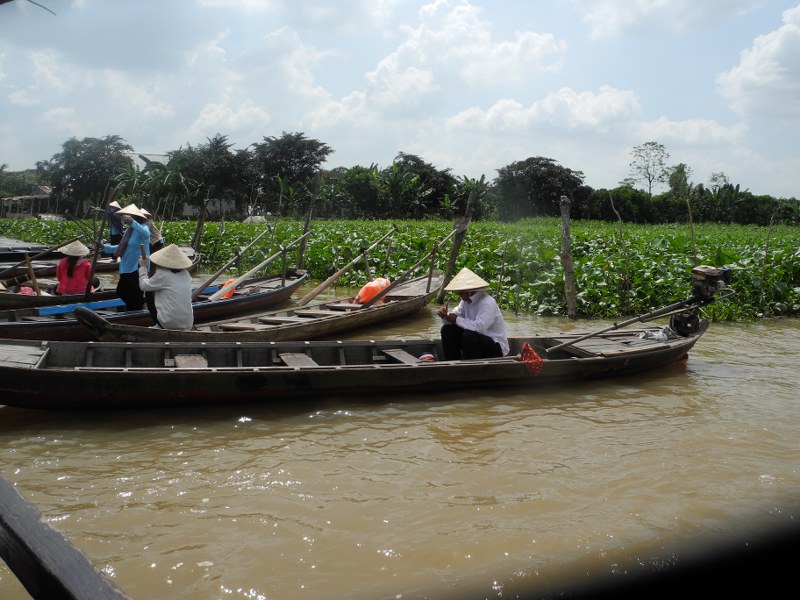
[441, 323, 502, 360]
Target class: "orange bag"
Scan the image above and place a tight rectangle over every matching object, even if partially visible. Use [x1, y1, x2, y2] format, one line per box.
[353, 278, 390, 304]
[220, 278, 237, 299]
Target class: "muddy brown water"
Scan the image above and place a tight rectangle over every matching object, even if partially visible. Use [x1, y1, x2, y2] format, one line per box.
[1, 283, 799, 599]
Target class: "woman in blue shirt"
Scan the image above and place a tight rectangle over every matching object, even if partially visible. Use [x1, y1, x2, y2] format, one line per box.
[103, 203, 151, 310]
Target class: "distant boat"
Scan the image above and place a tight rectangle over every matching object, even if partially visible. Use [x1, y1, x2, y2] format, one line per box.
[0, 269, 307, 341]
[0, 246, 200, 310]
[0, 245, 199, 285]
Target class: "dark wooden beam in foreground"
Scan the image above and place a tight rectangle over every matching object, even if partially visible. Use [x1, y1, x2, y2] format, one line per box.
[0, 476, 129, 599]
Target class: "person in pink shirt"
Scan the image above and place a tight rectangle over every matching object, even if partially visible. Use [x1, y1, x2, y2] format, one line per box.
[55, 240, 98, 295]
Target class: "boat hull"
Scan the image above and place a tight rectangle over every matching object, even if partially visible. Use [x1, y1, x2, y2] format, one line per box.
[0, 325, 705, 411]
[77, 273, 444, 343]
[0, 271, 307, 341]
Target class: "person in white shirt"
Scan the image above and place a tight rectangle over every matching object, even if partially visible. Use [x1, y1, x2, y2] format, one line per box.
[436, 267, 509, 360]
[138, 244, 194, 330]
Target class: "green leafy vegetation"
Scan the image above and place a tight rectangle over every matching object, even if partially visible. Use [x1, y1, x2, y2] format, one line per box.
[4, 217, 797, 322]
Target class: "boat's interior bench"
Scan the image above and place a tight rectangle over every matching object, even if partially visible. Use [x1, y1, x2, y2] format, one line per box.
[325, 302, 365, 311]
[293, 309, 341, 317]
[278, 352, 320, 367]
[381, 348, 422, 365]
[174, 354, 209, 368]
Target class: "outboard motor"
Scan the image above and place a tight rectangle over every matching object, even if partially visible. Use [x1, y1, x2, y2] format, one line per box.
[690, 265, 732, 301]
[670, 266, 733, 335]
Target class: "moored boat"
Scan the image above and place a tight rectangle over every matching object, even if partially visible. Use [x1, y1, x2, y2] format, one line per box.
[0, 269, 307, 341]
[0, 245, 200, 289]
[0, 278, 118, 310]
[75, 271, 445, 343]
[0, 320, 708, 411]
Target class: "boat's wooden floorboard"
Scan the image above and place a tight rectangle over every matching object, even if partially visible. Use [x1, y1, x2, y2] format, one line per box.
[0, 343, 46, 368]
[564, 336, 667, 356]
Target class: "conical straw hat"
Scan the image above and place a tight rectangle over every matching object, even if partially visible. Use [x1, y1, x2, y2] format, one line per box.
[109, 200, 122, 210]
[58, 240, 90, 257]
[116, 203, 147, 219]
[444, 267, 490, 292]
[150, 244, 192, 270]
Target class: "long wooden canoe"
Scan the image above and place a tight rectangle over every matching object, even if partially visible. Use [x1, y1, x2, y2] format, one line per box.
[0, 245, 200, 293]
[0, 269, 307, 341]
[0, 244, 56, 262]
[0, 253, 123, 281]
[75, 271, 445, 343]
[0, 320, 707, 411]
[0, 279, 117, 311]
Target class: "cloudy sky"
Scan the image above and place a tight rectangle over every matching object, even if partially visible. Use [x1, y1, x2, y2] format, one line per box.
[1, 0, 798, 198]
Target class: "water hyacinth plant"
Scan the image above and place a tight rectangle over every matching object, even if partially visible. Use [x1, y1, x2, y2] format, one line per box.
[3, 217, 799, 321]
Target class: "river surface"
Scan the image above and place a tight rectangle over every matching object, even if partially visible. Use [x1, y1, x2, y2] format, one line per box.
[1, 287, 799, 599]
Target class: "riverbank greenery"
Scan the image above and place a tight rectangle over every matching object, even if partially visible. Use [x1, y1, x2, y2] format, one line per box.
[4, 217, 798, 322]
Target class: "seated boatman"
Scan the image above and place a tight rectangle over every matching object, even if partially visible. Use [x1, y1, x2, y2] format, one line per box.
[138, 243, 194, 330]
[436, 267, 509, 360]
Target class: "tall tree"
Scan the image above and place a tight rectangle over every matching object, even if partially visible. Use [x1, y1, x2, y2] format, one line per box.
[628, 141, 669, 196]
[252, 132, 333, 214]
[379, 161, 420, 217]
[391, 152, 457, 217]
[38, 135, 133, 212]
[667, 163, 692, 198]
[166, 134, 239, 216]
[494, 157, 586, 220]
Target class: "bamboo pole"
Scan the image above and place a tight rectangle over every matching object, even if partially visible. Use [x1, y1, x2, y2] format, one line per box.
[23, 256, 41, 295]
[191, 225, 273, 300]
[559, 195, 577, 319]
[297, 226, 397, 305]
[207, 231, 312, 302]
[435, 193, 474, 304]
[361, 225, 461, 309]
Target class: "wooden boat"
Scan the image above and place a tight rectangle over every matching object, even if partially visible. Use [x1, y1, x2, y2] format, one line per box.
[0, 245, 200, 287]
[0, 320, 707, 411]
[0, 244, 56, 262]
[0, 245, 200, 310]
[0, 269, 307, 341]
[75, 271, 445, 343]
[0, 278, 117, 311]
[0, 253, 120, 281]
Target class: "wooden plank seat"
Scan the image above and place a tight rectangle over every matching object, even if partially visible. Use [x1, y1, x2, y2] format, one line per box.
[324, 302, 364, 311]
[174, 354, 208, 368]
[293, 309, 342, 317]
[278, 352, 319, 367]
[382, 348, 422, 365]
[256, 316, 311, 324]
[216, 323, 273, 332]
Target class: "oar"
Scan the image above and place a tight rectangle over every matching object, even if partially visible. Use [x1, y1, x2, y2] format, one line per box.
[360, 225, 462, 309]
[64, 209, 94, 239]
[191, 225, 274, 300]
[297, 225, 397, 306]
[0, 235, 82, 279]
[23, 256, 42, 295]
[207, 231, 313, 302]
[84, 203, 108, 300]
